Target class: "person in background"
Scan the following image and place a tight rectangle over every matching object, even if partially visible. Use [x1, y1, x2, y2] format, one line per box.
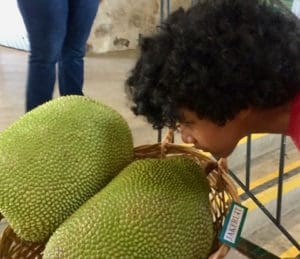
[126, 0, 300, 158]
[17, 0, 100, 112]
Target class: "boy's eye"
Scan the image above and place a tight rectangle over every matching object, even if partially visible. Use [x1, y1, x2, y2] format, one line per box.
[176, 121, 194, 132]
[182, 121, 194, 127]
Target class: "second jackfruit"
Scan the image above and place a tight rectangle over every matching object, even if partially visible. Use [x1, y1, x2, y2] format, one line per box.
[43, 156, 215, 258]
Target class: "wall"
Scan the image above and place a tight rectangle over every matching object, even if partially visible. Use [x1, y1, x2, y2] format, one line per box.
[87, 0, 192, 53]
[0, 0, 29, 51]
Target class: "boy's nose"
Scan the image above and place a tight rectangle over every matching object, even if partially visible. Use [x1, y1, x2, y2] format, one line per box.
[181, 131, 196, 144]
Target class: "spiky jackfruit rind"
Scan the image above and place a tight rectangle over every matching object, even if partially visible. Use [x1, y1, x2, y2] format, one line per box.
[0, 95, 134, 242]
[44, 156, 214, 258]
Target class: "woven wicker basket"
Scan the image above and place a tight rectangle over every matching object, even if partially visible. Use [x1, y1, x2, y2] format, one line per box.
[0, 131, 240, 259]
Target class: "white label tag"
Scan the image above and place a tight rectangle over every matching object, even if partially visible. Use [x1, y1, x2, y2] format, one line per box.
[219, 202, 248, 247]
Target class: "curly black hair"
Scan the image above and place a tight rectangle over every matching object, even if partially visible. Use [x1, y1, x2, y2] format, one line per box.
[126, 0, 300, 129]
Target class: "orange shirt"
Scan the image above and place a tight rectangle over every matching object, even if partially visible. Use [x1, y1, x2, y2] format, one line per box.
[287, 92, 300, 150]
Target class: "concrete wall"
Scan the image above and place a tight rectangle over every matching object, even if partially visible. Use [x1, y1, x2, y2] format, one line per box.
[87, 0, 192, 54]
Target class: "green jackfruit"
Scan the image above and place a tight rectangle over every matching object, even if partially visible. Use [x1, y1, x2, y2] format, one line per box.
[0, 95, 134, 242]
[43, 156, 215, 258]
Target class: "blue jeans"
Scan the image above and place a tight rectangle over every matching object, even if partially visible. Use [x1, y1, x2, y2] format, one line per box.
[17, 0, 100, 111]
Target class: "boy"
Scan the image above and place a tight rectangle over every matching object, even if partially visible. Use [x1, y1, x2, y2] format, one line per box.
[126, 0, 300, 158]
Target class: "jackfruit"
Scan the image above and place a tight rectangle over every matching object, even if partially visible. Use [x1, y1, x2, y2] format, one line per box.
[0, 95, 134, 242]
[43, 156, 215, 258]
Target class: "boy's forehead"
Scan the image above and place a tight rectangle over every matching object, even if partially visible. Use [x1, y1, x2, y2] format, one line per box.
[177, 108, 189, 121]
[178, 107, 198, 122]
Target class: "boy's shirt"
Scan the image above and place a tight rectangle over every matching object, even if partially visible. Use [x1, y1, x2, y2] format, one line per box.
[287, 92, 300, 150]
